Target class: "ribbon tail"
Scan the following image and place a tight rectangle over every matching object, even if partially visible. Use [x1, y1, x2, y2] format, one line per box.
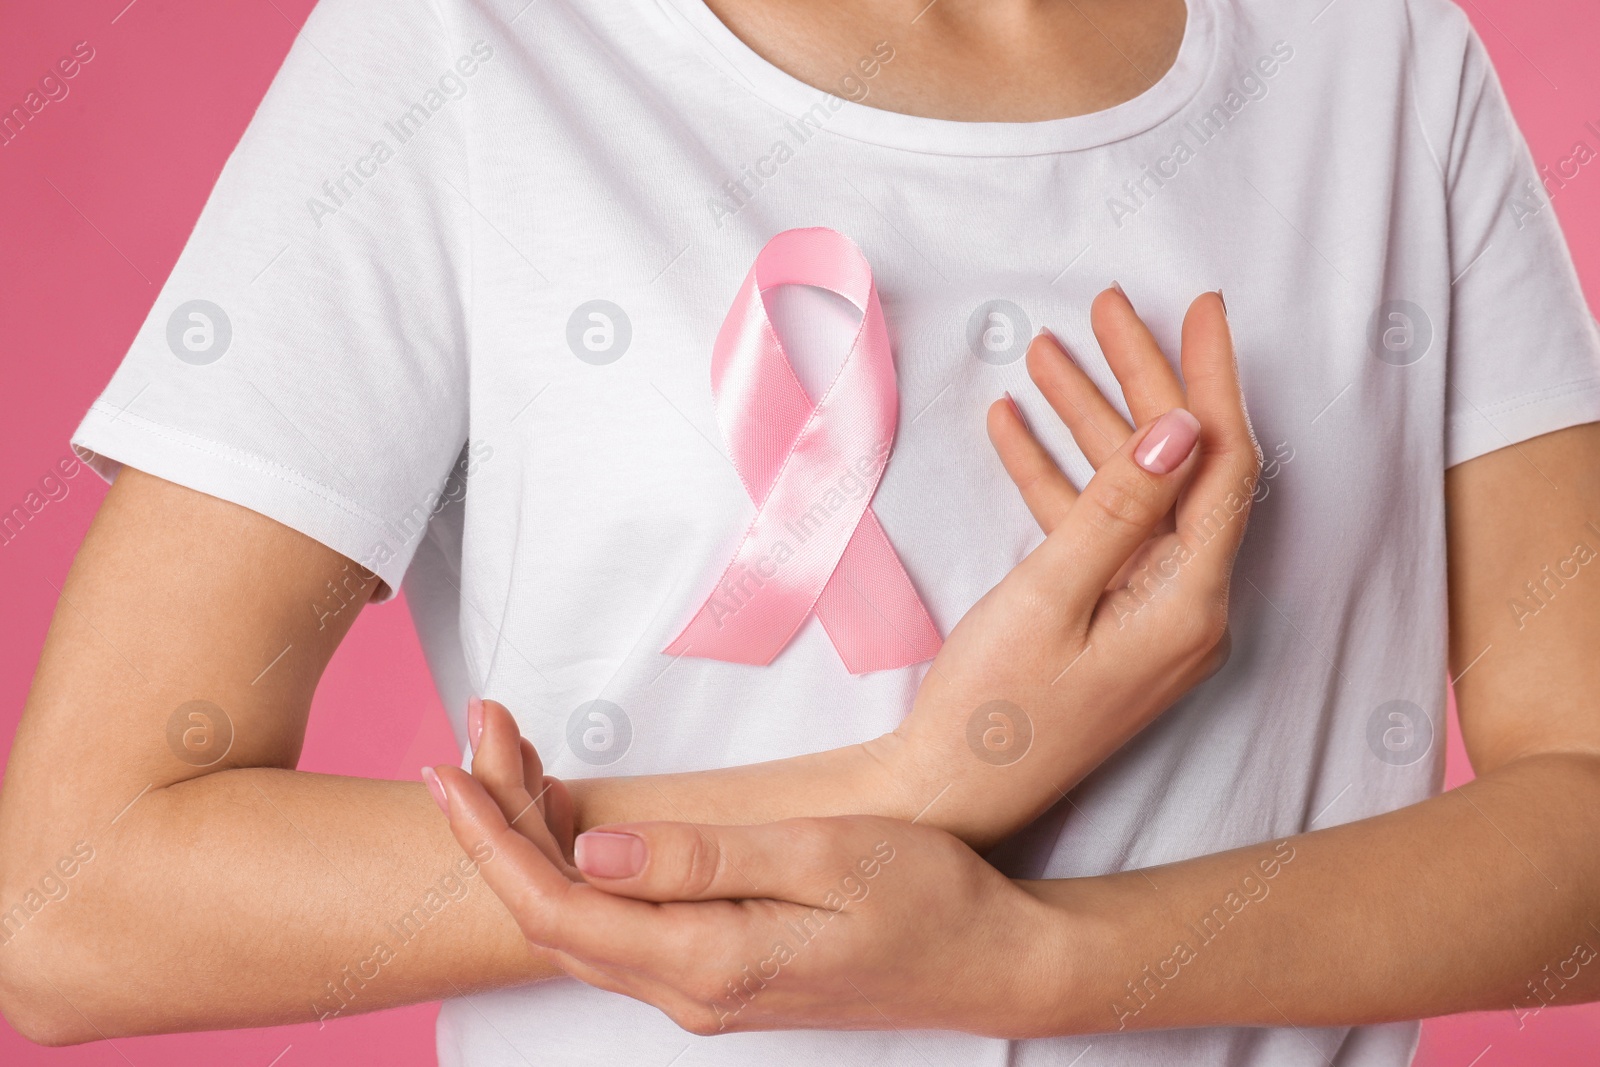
[661, 584, 810, 668]
[814, 509, 942, 674]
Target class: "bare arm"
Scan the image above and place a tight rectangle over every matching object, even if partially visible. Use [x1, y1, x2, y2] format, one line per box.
[0, 465, 909, 1045]
[0, 289, 1241, 1043]
[1032, 421, 1600, 1031]
[571, 289, 1250, 847]
[0, 470, 557, 1045]
[411, 423, 1600, 1038]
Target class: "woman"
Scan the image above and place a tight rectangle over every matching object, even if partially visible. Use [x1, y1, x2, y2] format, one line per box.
[2, 0, 1598, 1065]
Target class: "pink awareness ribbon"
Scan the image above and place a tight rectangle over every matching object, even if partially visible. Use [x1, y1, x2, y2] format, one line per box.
[663, 227, 942, 674]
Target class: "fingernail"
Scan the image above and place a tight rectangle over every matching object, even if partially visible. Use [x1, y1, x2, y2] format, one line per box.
[1003, 391, 1027, 429]
[1110, 280, 1126, 298]
[467, 697, 483, 749]
[1039, 327, 1076, 364]
[1135, 409, 1201, 474]
[575, 831, 647, 879]
[1215, 289, 1227, 316]
[421, 767, 449, 815]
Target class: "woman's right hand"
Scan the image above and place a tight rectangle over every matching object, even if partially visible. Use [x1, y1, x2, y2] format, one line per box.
[874, 287, 1259, 849]
[457, 288, 1257, 857]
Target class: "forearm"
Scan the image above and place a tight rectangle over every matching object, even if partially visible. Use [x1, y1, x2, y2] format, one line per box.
[0, 766, 558, 1044]
[1032, 752, 1600, 1035]
[567, 705, 1134, 852]
[567, 734, 929, 834]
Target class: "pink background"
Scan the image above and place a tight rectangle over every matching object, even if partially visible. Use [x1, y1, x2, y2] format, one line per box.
[2, 0, 1596, 1063]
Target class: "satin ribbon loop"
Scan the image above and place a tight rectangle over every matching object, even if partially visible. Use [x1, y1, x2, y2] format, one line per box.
[663, 227, 942, 674]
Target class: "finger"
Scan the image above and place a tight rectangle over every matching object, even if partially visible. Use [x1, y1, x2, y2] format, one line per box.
[573, 817, 883, 904]
[518, 737, 548, 820]
[986, 394, 1078, 533]
[1176, 292, 1261, 570]
[1026, 406, 1204, 612]
[542, 772, 576, 861]
[1090, 285, 1188, 427]
[468, 700, 568, 867]
[473, 699, 540, 824]
[433, 764, 583, 903]
[435, 766, 727, 974]
[1025, 329, 1129, 468]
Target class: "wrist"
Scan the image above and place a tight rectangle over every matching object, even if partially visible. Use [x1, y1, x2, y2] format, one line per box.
[866, 714, 1024, 850]
[1012, 877, 1126, 1037]
[851, 730, 929, 822]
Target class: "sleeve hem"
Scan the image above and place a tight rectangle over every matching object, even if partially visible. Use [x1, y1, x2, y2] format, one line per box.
[70, 401, 416, 600]
[1446, 377, 1600, 468]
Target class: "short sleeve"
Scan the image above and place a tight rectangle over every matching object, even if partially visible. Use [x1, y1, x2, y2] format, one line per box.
[1442, 27, 1600, 467]
[71, 0, 476, 597]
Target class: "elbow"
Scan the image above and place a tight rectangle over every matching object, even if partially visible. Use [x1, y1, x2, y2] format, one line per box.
[0, 970, 99, 1047]
[1, 1009, 96, 1049]
[0, 917, 107, 1046]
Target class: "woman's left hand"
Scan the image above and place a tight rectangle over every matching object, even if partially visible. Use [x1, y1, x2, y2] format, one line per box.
[429, 752, 1064, 1036]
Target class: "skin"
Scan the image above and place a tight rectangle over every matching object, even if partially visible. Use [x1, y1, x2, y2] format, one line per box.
[437, 353, 1600, 1037]
[0, 1, 1199, 1044]
[0, 283, 1238, 1043]
[578, 291, 1250, 852]
[1, 0, 1594, 1047]
[703, 0, 1189, 122]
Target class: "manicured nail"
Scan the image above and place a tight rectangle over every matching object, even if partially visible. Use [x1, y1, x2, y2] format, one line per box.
[467, 697, 484, 750]
[1003, 391, 1027, 428]
[421, 767, 449, 815]
[1039, 327, 1076, 364]
[1135, 409, 1201, 474]
[1215, 289, 1227, 316]
[575, 831, 647, 879]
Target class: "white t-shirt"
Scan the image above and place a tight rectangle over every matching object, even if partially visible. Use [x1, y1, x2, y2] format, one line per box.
[72, 0, 1600, 1062]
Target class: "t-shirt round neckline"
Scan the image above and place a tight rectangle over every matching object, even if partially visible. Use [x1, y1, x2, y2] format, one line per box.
[658, 0, 1219, 157]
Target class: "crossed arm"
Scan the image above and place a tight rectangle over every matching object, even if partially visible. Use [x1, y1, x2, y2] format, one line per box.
[432, 413, 1600, 1038]
[429, 317, 1600, 1034]
[3, 286, 1598, 1044]
[0, 287, 1242, 1043]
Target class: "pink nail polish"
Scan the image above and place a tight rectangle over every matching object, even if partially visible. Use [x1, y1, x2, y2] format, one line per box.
[1135, 409, 1201, 474]
[467, 697, 484, 749]
[575, 831, 647, 879]
[421, 767, 449, 815]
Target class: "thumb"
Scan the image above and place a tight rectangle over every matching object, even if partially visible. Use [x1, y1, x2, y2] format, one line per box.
[573, 818, 880, 904]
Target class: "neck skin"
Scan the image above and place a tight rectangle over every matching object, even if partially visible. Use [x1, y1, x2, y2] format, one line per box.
[700, 0, 1189, 122]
